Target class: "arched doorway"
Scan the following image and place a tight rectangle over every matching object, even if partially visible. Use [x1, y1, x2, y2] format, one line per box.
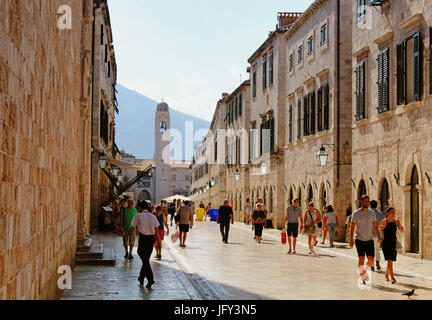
[379, 178, 390, 212]
[138, 189, 151, 201]
[358, 179, 367, 208]
[288, 188, 293, 205]
[410, 166, 419, 253]
[298, 187, 302, 209]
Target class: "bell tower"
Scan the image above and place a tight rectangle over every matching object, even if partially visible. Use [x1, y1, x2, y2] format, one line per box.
[154, 102, 171, 203]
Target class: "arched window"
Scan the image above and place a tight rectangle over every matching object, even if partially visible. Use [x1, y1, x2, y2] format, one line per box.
[320, 186, 327, 212]
[308, 185, 313, 204]
[379, 179, 390, 212]
[160, 121, 167, 132]
[358, 179, 367, 208]
[410, 166, 419, 253]
[298, 188, 302, 208]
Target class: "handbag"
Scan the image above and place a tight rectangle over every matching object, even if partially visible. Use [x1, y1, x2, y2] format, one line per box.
[305, 211, 316, 232]
[171, 229, 180, 243]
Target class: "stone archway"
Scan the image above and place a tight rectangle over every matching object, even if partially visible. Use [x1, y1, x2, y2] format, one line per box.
[138, 189, 151, 201]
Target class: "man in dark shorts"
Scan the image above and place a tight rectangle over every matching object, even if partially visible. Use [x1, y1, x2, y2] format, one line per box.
[283, 199, 304, 254]
[177, 200, 193, 248]
[350, 195, 381, 284]
[217, 200, 234, 243]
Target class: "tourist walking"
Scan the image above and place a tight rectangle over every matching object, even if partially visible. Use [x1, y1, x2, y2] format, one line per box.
[304, 202, 321, 254]
[245, 198, 252, 225]
[120, 198, 138, 260]
[153, 205, 169, 260]
[111, 199, 122, 236]
[349, 195, 381, 284]
[252, 203, 266, 243]
[177, 200, 193, 247]
[321, 210, 328, 245]
[323, 205, 339, 247]
[283, 199, 303, 254]
[217, 200, 234, 243]
[161, 200, 168, 218]
[370, 200, 386, 271]
[380, 207, 404, 284]
[167, 202, 176, 226]
[205, 202, 211, 221]
[131, 200, 160, 288]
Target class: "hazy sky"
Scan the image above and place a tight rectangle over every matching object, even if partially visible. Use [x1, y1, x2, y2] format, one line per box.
[108, 0, 314, 121]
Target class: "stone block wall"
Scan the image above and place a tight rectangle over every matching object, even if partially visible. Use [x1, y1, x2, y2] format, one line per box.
[0, 0, 85, 299]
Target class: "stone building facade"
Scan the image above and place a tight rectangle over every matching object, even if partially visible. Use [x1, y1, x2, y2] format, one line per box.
[351, 0, 432, 259]
[246, 13, 300, 228]
[225, 81, 251, 221]
[191, 95, 228, 209]
[0, 0, 94, 299]
[90, 0, 118, 230]
[284, 0, 353, 240]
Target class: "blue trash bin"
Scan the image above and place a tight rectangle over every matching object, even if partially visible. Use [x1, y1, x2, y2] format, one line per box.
[209, 209, 218, 222]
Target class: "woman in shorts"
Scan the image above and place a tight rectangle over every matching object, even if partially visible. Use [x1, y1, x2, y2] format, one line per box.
[153, 206, 169, 260]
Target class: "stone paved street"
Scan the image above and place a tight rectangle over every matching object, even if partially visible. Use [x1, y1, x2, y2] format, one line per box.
[62, 220, 432, 300]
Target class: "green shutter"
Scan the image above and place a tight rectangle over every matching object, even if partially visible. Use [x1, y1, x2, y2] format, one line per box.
[289, 104, 293, 143]
[253, 72, 257, 97]
[297, 99, 302, 140]
[303, 95, 308, 136]
[382, 48, 390, 112]
[324, 84, 330, 130]
[397, 43, 405, 105]
[239, 94, 242, 116]
[235, 97, 238, 120]
[413, 32, 423, 101]
[377, 51, 384, 112]
[317, 88, 323, 131]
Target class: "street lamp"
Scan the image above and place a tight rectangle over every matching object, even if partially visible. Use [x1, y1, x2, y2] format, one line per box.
[112, 166, 120, 176]
[316, 146, 329, 167]
[210, 177, 215, 187]
[99, 153, 108, 169]
[234, 169, 240, 181]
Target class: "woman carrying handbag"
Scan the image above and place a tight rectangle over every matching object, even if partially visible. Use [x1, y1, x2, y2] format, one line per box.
[303, 202, 321, 254]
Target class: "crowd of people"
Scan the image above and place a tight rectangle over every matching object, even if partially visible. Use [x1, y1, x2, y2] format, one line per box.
[107, 193, 403, 288]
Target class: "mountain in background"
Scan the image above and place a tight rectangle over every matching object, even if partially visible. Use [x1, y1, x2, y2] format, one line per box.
[115, 84, 211, 160]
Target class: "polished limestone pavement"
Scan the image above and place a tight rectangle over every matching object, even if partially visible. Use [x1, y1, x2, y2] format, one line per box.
[61, 220, 432, 300]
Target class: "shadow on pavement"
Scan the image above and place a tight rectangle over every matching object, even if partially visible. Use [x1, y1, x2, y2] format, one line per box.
[368, 284, 407, 294]
[396, 281, 432, 292]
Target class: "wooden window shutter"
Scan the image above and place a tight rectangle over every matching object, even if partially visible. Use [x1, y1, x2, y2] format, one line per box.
[236, 138, 240, 165]
[262, 58, 267, 89]
[317, 87, 323, 131]
[297, 99, 302, 140]
[382, 48, 390, 112]
[270, 117, 275, 153]
[355, 64, 361, 119]
[303, 95, 309, 136]
[235, 96, 238, 120]
[253, 72, 257, 97]
[269, 53, 274, 84]
[324, 84, 330, 129]
[239, 94, 242, 116]
[413, 32, 423, 101]
[310, 92, 316, 134]
[289, 104, 293, 143]
[260, 122, 264, 156]
[105, 44, 108, 63]
[250, 130, 255, 160]
[214, 140, 218, 162]
[101, 25, 104, 45]
[397, 43, 406, 105]
[360, 61, 365, 120]
[377, 50, 384, 112]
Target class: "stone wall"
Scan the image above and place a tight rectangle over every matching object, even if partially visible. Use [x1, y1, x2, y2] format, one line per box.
[0, 0, 86, 299]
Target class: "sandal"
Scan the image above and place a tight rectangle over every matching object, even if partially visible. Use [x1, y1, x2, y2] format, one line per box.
[391, 277, 396, 284]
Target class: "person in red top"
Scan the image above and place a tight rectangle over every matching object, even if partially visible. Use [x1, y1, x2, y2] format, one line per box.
[153, 206, 169, 260]
[252, 203, 267, 243]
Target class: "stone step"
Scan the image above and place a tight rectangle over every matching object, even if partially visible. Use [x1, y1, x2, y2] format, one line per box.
[77, 238, 92, 251]
[75, 248, 116, 266]
[76, 243, 104, 258]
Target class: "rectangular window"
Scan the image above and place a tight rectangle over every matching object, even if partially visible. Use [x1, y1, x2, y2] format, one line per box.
[320, 24, 327, 45]
[397, 32, 423, 105]
[269, 52, 274, 84]
[101, 25, 104, 45]
[307, 36, 313, 56]
[303, 95, 309, 136]
[323, 84, 330, 130]
[236, 137, 241, 165]
[355, 61, 366, 120]
[249, 130, 255, 160]
[260, 120, 270, 155]
[235, 96, 238, 120]
[298, 45, 303, 64]
[252, 71, 257, 97]
[269, 117, 275, 153]
[289, 54, 294, 72]
[214, 140, 218, 163]
[105, 44, 108, 63]
[377, 48, 390, 113]
[239, 94, 243, 116]
[262, 58, 267, 89]
[289, 104, 293, 143]
[356, 0, 366, 20]
[297, 99, 302, 140]
[309, 92, 316, 134]
[108, 61, 111, 78]
[317, 87, 323, 131]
